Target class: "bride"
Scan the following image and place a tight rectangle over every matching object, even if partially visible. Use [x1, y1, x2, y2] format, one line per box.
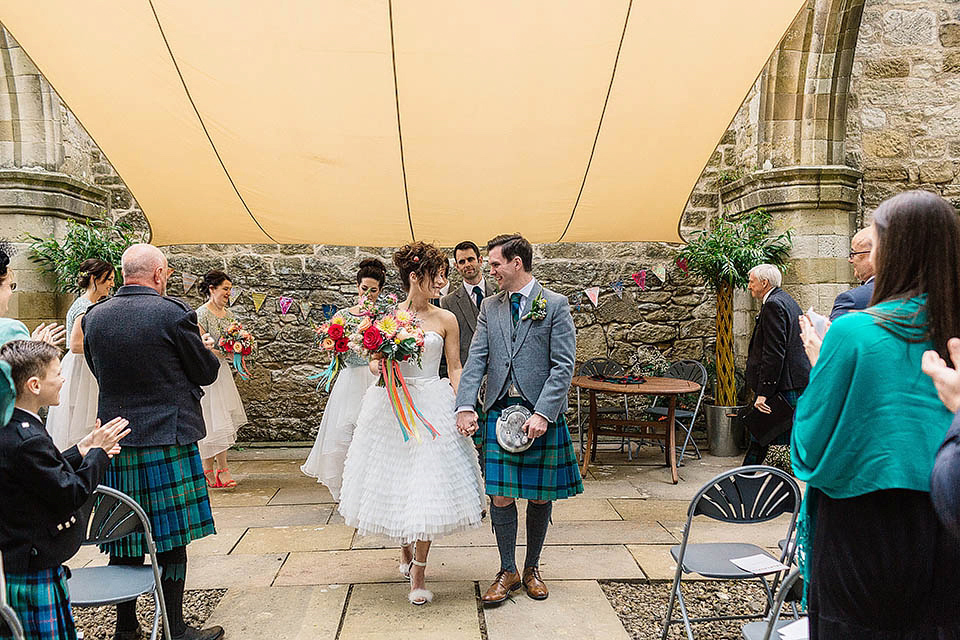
[338, 242, 484, 606]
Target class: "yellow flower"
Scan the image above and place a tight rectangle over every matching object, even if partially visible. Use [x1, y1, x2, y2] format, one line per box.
[331, 316, 346, 326]
[394, 309, 413, 325]
[376, 315, 398, 337]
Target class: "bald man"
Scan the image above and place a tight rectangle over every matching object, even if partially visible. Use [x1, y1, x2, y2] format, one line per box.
[830, 226, 876, 320]
[83, 244, 223, 640]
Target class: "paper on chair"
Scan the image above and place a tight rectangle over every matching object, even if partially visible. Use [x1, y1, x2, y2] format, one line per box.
[777, 617, 809, 640]
[730, 553, 789, 575]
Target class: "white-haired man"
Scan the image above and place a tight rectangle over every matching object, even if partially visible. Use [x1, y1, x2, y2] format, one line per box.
[743, 264, 810, 465]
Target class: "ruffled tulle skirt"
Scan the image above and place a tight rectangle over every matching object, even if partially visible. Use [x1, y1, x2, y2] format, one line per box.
[197, 359, 247, 459]
[338, 376, 484, 544]
[46, 351, 99, 451]
[301, 364, 377, 500]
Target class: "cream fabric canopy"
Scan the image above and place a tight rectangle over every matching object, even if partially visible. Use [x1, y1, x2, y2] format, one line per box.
[0, 1, 803, 246]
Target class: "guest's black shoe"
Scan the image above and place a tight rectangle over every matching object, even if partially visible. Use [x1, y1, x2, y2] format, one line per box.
[112, 628, 142, 640]
[171, 625, 225, 640]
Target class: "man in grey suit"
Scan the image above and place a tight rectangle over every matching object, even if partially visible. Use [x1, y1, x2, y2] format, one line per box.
[456, 234, 582, 605]
[830, 226, 875, 320]
[440, 240, 494, 367]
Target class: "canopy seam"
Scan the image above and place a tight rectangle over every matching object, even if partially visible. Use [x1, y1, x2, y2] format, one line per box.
[388, 0, 416, 242]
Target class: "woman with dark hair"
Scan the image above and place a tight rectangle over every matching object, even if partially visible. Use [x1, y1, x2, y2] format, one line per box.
[338, 243, 483, 606]
[196, 270, 247, 488]
[0, 241, 65, 347]
[793, 189, 960, 637]
[46, 258, 115, 449]
[302, 257, 387, 498]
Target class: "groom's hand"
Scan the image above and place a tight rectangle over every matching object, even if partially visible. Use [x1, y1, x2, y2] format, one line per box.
[523, 413, 549, 440]
[457, 410, 479, 436]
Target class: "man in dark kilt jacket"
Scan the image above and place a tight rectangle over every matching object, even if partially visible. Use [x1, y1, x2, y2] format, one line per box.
[83, 244, 222, 640]
[456, 234, 582, 604]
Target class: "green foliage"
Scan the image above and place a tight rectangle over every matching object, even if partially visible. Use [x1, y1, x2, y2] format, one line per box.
[716, 169, 744, 186]
[25, 218, 138, 293]
[675, 210, 793, 292]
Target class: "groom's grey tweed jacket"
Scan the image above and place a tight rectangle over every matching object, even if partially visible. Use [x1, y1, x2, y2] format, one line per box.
[455, 280, 575, 422]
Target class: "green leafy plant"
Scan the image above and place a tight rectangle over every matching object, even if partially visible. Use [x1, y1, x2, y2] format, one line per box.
[675, 210, 792, 406]
[716, 169, 744, 186]
[25, 218, 138, 293]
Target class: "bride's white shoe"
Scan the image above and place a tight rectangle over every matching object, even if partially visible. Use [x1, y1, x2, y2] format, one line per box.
[408, 559, 433, 606]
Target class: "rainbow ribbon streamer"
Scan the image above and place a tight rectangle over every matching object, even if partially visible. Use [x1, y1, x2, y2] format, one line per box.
[308, 356, 341, 392]
[233, 353, 251, 380]
[381, 359, 440, 443]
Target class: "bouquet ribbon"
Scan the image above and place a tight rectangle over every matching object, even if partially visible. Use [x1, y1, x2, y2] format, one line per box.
[308, 357, 341, 392]
[381, 359, 440, 443]
[233, 353, 251, 380]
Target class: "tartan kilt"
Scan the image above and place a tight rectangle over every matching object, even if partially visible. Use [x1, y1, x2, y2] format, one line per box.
[483, 398, 583, 501]
[99, 444, 215, 558]
[1, 567, 76, 640]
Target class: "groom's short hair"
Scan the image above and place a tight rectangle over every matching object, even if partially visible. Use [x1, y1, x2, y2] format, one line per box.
[487, 234, 532, 272]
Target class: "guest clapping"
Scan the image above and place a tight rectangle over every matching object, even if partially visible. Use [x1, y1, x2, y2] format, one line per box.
[922, 337, 960, 539]
[0, 242, 65, 347]
[792, 190, 960, 637]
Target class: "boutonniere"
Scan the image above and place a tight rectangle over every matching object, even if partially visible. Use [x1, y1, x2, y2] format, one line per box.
[522, 293, 547, 321]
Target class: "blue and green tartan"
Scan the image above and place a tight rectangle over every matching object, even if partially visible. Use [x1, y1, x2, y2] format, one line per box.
[1, 567, 76, 640]
[483, 398, 583, 501]
[100, 444, 215, 558]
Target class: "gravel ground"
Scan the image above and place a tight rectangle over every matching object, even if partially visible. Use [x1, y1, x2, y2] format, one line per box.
[73, 589, 226, 640]
[601, 580, 778, 640]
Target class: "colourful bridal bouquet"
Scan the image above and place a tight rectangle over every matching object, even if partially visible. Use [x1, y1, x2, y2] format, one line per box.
[219, 321, 255, 380]
[360, 308, 437, 443]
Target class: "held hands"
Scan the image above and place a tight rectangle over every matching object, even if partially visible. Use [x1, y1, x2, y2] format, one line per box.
[201, 331, 216, 351]
[754, 395, 772, 414]
[77, 417, 131, 458]
[523, 413, 548, 439]
[31, 322, 67, 347]
[799, 315, 829, 367]
[921, 337, 960, 413]
[456, 410, 479, 437]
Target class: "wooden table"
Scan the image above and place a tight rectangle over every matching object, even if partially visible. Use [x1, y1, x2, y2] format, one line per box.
[572, 375, 701, 484]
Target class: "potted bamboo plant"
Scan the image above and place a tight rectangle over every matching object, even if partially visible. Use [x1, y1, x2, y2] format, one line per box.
[675, 209, 792, 455]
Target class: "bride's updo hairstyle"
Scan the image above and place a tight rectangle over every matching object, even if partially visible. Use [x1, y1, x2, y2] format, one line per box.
[356, 257, 387, 286]
[393, 242, 447, 292]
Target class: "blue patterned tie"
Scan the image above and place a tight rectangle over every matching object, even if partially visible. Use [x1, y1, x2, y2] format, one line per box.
[511, 293, 522, 327]
[473, 285, 484, 310]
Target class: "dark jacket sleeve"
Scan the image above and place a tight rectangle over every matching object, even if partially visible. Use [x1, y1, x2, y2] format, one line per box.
[61, 444, 83, 470]
[18, 435, 110, 513]
[756, 299, 790, 398]
[81, 313, 97, 378]
[931, 414, 960, 539]
[829, 290, 856, 321]
[174, 308, 220, 387]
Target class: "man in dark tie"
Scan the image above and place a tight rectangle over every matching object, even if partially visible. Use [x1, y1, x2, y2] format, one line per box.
[830, 226, 876, 320]
[743, 263, 810, 466]
[441, 241, 494, 367]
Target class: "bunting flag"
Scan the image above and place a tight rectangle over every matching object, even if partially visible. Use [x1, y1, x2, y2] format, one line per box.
[652, 265, 667, 283]
[278, 296, 294, 315]
[574, 292, 583, 312]
[585, 286, 601, 308]
[251, 292, 268, 313]
[300, 301, 313, 321]
[676, 257, 689, 274]
[228, 286, 242, 306]
[320, 304, 338, 320]
[632, 270, 647, 290]
[181, 272, 198, 294]
[611, 280, 624, 299]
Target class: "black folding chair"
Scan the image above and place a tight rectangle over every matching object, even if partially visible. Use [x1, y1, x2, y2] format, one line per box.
[661, 465, 801, 640]
[0, 553, 25, 640]
[741, 568, 804, 640]
[69, 486, 171, 640]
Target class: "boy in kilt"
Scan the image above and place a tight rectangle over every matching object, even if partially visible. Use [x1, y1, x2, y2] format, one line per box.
[456, 234, 582, 605]
[83, 244, 222, 640]
[0, 340, 129, 640]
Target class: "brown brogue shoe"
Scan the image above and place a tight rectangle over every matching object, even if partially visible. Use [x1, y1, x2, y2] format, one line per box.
[522, 566, 549, 600]
[481, 569, 522, 605]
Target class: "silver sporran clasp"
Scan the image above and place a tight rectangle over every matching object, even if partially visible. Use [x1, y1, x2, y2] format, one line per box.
[496, 404, 534, 453]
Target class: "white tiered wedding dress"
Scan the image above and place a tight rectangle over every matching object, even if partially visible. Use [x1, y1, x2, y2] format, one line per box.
[338, 331, 484, 544]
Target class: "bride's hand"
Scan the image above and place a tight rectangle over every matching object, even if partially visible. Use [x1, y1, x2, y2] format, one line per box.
[368, 354, 384, 376]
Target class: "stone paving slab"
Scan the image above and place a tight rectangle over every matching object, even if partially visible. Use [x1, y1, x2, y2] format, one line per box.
[551, 498, 622, 521]
[207, 485, 278, 507]
[188, 527, 248, 556]
[233, 524, 356, 554]
[276, 549, 405, 586]
[339, 582, 480, 640]
[269, 484, 336, 505]
[211, 504, 333, 529]
[232, 459, 309, 476]
[577, 479, 647, 499]
[626, 544, 700, 581]
[610, 498, 690, 523]
[658, 515, 794, 548]
[205, 585, 347, 640]
[483, 580, 631, 640]
[185, 553, 286, 589]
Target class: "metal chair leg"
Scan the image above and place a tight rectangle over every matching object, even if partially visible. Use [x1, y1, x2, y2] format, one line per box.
[676, 587, 695, 640]
[661, 562, 684, 640]
[150, 590, 161, 640]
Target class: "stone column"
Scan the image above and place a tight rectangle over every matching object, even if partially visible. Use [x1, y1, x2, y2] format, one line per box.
[719, 165, 862, 363]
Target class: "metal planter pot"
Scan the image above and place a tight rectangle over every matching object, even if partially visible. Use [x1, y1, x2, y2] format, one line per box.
[705, 404, 748, 457]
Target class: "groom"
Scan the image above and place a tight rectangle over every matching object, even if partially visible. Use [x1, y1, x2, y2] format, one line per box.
[456, 233, 582, 604]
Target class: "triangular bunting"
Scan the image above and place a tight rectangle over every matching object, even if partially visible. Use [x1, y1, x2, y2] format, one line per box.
[611, 280, 624, 299]
[251, 292, 268, 313]
[228, 286, 242, 306]
[320, 304, 338, 320]
[278, 296, 294, 315]
[585, 286, 600, 308]
[300, 301, 313, 321]
[631, 271, 646, 290]
[652, 265, 667, 282]
[676, 257, 689, 274]
[181, 272, 198, 294]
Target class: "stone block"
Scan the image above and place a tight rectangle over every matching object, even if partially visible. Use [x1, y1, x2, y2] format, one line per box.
[944, 51, 960, 73]
[919, 160, 955, 183]
[863, 164, 909, 181]
[863, 131, 908, 158]
[882, 9, 937, 46]
[864, 58, 910, 78]
[941, 23, 960, 47]
[339, 582, 479, 640]
[627, 322, 677, 343]
[205, 585, 347, 640]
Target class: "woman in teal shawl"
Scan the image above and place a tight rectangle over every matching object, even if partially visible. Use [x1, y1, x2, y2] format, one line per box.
[792, 190, 960, 638]
[0, 242, 65, 347]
